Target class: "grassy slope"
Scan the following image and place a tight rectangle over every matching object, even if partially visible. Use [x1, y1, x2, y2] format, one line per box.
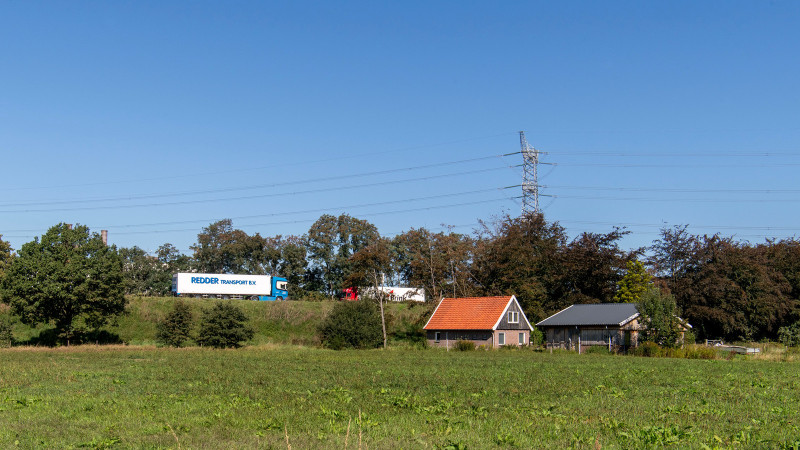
[0, 346, 798, 449]
[6, 296, 432, 347]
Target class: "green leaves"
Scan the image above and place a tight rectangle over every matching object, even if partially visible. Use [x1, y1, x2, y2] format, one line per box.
[156, 301, 195, 347]
[0, 223, 126, 344]
[318, 300, 382, 350]
[615, 260, 652, 303]
[196, 302, 254, 348]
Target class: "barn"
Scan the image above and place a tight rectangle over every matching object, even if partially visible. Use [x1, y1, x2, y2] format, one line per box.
[423, 296, 533, 349]
[536, 303, 691, 352]
[536, 303, 640, 352]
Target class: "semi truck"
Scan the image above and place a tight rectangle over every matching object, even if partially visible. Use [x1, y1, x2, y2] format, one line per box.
[340, 286, 425, 302]
[172, 273, 289, 301]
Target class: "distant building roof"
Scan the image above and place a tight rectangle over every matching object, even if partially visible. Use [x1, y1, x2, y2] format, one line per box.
[424, 296, 528, 330]
[536, 303, 639, 327]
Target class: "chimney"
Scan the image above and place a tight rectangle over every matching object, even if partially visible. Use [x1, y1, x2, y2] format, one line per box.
[101, 230, 108, 246]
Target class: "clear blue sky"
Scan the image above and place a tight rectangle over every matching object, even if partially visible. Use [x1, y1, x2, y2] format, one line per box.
[1, 1, 799, 255]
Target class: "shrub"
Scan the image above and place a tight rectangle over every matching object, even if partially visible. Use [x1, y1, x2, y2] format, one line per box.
[156, 301, 194, 347]
[454, 340, 475, 351]
[778, 322, 800, 347]
[634, 341, 663, 357]
[196, 303, 254, 349]
[584, 345, 613, 355]
[318, 300, 382, 350]
[0, 317, 12, 348]
[530, 327, 544, 347]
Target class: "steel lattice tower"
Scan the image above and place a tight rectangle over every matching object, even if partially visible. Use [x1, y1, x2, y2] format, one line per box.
[520, 131, 540, 215]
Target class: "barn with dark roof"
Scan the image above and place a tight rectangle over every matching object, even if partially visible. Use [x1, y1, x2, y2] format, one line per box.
[536, 303, 691, 352]
[423, 296, 533, 349]
[536, 303, 642, 351]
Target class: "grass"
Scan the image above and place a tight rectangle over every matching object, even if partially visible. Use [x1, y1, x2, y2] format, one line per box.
[1, 346, 799, 449]
[4, 296, 432, 347]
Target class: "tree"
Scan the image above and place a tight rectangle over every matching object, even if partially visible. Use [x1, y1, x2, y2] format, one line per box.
[0, 223, 126, 344]
[648, 225, 701, 285]
[157, 243, 193, 273]
[196, 303, 254, 348]
[156, 301, 195, 347]
[305, 214, 379, 295]
[318, 300, 383, 350]
[347, 237, 393, 348]
[558, 228, 635, 305]
[673, 236, 793, 341]
[260, 235, 307, 289]
[192, 219, 262, 274]
[394, 227, 476, 301]
[0, 234, 12, 287]
[472, 213, 567, 321]
[637, 287, 681, 348]
[614, 260, 653, 303]
[119, 246, 162, 296]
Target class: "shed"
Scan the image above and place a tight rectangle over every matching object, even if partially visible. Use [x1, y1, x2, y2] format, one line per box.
[423, 296, 533, 349]
[536, 303, 691, 352]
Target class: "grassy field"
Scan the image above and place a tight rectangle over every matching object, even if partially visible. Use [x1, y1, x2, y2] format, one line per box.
[5, 296, 431, 347]
[1, 346, 799, 449]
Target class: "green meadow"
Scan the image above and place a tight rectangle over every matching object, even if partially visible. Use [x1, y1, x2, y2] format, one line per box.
[1, 345, 799, 449]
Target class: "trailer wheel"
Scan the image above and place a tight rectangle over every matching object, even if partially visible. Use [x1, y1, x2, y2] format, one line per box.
[276, 296, 283, 302]
[250, 295, 259, 301]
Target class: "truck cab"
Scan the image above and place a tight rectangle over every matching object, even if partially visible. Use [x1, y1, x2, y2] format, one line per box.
[261, 277, 289, 301]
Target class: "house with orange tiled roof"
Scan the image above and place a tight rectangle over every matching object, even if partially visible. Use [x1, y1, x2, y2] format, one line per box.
[423, 296, 533, 349]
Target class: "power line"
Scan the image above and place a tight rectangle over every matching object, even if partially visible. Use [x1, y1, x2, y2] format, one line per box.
[0, 164, 522, 213]
[544, 185, 800, 194]
[0, 132, 520, 192]
[108, 195, 523, 236]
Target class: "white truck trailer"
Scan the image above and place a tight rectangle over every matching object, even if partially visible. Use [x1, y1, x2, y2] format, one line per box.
[172, 273, 289, 301]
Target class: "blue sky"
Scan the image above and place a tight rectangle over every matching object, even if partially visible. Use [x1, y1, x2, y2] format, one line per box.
[1, 1, 799, 255]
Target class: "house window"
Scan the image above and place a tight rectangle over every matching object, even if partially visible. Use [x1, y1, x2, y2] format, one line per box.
[498, 332, 505, 346]
[519, 332, 525, 345]
[508, 311, 519, 323]
[434, 332, 441, 342]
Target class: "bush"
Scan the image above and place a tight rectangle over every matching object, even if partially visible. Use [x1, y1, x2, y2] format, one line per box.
[584, 345, 613, 355]
[778, 322, 800, 347]
[156, 301, 194, 347]
[196, 303, 254, 349]
[0, 317, 12, 348]
[530, 327, 544, 347]
[634, 341, 663, 357]
[454, 340, 475, 351]
[319, 300, 382, 350]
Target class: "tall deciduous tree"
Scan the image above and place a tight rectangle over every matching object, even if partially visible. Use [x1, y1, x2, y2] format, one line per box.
[472, 213, 567, 321]
[0, 235, 12, 288]
[119, 246, 160, 296]
[674, 236, 793, 341]
[392, 227, 475, 300]
[305, 214, 379, 296]
[0, 223, 126, 344]
[614, 260, 652, 303]
[192, 219, 264, 274]
[648, 224, 701, 286]
[558, 228, 635, 306]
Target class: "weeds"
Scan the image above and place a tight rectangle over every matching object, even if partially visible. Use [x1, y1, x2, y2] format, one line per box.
[0, 346, 798, 448]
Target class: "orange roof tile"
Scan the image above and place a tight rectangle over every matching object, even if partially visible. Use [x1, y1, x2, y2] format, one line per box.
[424, 296, 513, 330]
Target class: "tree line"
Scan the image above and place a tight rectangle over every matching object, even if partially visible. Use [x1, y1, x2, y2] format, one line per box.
[2, 213, 799, 343]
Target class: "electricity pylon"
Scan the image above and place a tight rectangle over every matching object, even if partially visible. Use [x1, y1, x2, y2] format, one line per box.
[520, 131, 540, 215]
